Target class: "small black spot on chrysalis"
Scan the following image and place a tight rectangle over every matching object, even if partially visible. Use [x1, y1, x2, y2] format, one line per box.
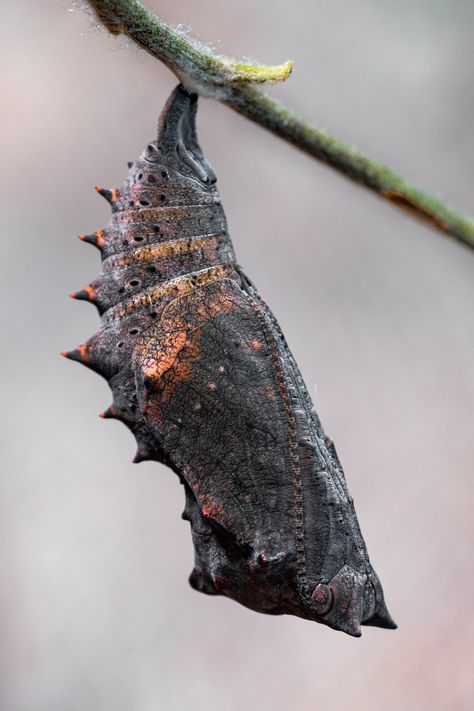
[129, 328, 139, 336]
[147, 175, 156, 184]
[139, 200, 151, 207]
[159, 193, 166, 202]
[129, 279, 140, 288]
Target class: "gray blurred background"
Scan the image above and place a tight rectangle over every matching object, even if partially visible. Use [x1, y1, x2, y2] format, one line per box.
[1, 1, 473, 709]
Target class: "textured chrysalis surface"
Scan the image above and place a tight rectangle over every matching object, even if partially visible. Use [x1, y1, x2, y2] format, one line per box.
[64, 85, 396, 637]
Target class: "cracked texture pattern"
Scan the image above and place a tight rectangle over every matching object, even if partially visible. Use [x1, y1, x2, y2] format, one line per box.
[64, 84, 396, 637]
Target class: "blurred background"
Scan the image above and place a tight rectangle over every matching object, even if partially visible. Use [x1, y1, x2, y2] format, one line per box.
[1, 1, 473, 709]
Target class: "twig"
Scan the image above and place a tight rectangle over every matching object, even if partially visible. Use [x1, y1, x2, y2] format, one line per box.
[86, 0, 474, 251]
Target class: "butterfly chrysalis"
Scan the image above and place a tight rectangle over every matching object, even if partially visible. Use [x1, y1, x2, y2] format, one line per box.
[63, 85, 396, 637]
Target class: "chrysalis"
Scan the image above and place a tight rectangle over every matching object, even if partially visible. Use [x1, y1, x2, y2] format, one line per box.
[64, 85, 396, 637]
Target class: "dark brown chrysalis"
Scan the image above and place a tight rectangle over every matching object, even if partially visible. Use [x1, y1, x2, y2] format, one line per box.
[64, 85, 396, 637]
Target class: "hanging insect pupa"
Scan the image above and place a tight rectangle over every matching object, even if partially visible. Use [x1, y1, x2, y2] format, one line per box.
[64, 84, 396, 637]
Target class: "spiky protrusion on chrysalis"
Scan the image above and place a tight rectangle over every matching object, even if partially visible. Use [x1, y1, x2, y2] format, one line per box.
[95, 186, 117, 204]
[78, 231, 106, 250]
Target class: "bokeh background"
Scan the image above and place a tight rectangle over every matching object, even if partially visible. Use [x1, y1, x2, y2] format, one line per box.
[1, 1, 473, 709]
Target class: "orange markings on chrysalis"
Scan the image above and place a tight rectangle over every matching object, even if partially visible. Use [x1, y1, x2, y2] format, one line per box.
[103, 234, 222, 271]
[99, 405, 116, 419]
[138, 282, 242, 407]
[200, 498, 228, 528]
[78, 230, 106, 249]
[60, 343, 89, 364]
[157, 332, 201, 404]
[95, 231, 106, 248]
[258, 385, 276, 401]
[142, 330, 188, 384]
[251, 339, 263, 350]
[69, 285, 96, 302]
[78, 343, 89, 361]
[118, 204, 213, 223]
[84, 285, 96, 300]
[95, 186, 116, 204]
[102, 265, 234, 325]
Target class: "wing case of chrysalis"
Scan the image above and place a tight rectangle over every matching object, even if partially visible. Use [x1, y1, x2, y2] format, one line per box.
[64, 84, 396, 637]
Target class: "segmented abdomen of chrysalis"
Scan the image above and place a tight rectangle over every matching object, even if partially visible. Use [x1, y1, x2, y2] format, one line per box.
[66, 88, 235, 399]
[63, 85, 396, 637]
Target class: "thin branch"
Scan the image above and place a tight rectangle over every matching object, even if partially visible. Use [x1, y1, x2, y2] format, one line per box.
[86, 0, 474, 251]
